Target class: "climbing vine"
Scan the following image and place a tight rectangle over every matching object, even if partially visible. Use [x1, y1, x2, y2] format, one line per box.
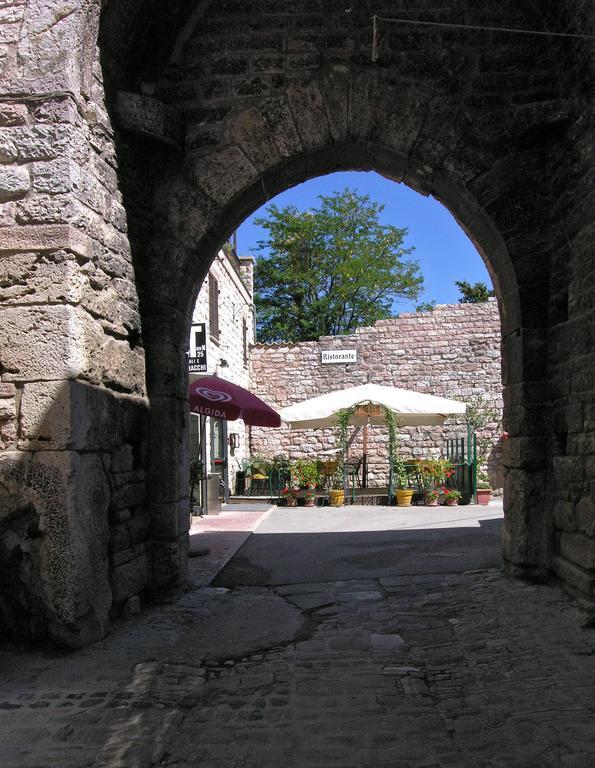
[336, 402, 401, 481]
[382, 405, 398, 468]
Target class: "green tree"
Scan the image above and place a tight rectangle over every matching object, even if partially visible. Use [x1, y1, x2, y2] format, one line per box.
[415, 300, 436, 313]
[455, 280, 495, 303]
[253, 189, 423, 342]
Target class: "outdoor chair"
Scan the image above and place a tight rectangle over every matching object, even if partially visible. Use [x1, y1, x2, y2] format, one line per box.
[249, 461, 271, 496]
[345, 456, 363, 488]
[270, 459, 291, 496]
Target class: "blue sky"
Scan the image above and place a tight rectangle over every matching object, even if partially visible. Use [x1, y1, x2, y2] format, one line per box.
[236, 171, 492, 313]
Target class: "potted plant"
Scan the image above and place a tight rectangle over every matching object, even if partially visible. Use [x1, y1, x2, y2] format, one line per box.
[476, 472, 492, 505]
[328, 465, 345, 507]
[394, 457, 414, 507]
[304, 488, 316, 507]
[293, 458, 321, 489]
[442, 488, 462, 506]
[419, 458, 453, 506]
[424, 487, 440, 506]
[280, 485, 299, 507]
[189, 458, 204, 514]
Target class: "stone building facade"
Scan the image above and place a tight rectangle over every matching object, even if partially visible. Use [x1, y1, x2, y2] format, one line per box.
[189, 247, 255, 498]
[0, 2, 592, 646]
[250, 301, 503, 489]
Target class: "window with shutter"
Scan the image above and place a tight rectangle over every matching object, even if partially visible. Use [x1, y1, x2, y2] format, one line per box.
[209, 274, 219, 341]
[242, 317, 248, 366]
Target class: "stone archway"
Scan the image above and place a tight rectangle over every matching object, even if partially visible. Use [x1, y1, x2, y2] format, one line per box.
[0, 0, 592, 645]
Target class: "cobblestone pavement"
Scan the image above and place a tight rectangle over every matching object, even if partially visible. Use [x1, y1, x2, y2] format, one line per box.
[1, 512, 594, 768]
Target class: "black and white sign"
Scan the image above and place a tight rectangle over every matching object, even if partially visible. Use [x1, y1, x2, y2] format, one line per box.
[189, 323, 207, 372]
[321, 349, 357, 364]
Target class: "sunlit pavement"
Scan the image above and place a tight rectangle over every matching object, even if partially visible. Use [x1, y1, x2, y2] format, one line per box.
[1, 498, 594, 768]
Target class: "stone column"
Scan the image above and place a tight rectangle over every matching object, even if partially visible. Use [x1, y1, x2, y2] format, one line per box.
[0, 1, 150, 645]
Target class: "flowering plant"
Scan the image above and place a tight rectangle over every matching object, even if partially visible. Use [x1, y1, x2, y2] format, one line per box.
[442, 488, 462, 501]
[424, 488, 440, 501]
[280, 486, 298, 498]
[419, 458, 454, 488]
[291, 459, 321, 488]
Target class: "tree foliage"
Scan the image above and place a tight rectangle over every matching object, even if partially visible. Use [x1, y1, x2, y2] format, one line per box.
[415, 300, 436, 313]
[253, 189, 423, 342]
[455, 280, 495, 303]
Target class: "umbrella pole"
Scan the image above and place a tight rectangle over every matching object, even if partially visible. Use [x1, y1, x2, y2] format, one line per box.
[362, 421, 368, 489]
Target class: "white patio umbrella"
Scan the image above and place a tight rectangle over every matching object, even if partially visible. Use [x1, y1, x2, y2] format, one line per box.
[279, 383, 466, 429]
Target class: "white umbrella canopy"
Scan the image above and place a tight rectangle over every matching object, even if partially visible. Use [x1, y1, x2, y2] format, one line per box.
[279, 383, 466, 429]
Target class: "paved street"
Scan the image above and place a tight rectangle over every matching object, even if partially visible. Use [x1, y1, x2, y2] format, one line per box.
[1, 501, 594, 768]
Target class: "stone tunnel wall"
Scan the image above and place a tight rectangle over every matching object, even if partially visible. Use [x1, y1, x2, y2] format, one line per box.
[0, 1, 154, 646]
[0, 0, 592, 646]
[250, 301, 503, 489]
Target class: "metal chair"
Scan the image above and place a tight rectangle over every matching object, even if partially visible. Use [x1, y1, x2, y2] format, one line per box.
[344, 456, 363, 488]
[249, 460, 271, 496]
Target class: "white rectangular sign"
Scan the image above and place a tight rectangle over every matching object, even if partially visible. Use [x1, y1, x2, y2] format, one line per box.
[321, 349, 357, 364]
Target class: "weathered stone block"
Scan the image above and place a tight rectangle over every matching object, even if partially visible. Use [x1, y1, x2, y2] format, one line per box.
[227, 107, 281, 172]
[501, 437, 547, 470]
[149, 537, 188, 593]
[0, 104, 28, 126]
[111, 482, 146, 512]
[261, 95, 302, 157]
[0, 165, 30, 200]
[286, 83, 330, 151]
[146, 397, 189, 506]
[112, 444, 134, 474]
[101, 339, 146, 395]
[560, 532, 595, 571]
[0, 304, 105, 382]
[110, 552, 149, 605]
[189, 144, 258, 206]
[19, 379, 120, 451]
[0, 135, 18, 162]
[0, 393, 15, 419]
[552, 554, 595, 598]
[576, 496, 594, 537]
[149, 499, 190, 540]
[0, 449, 111, 647]
[0, 250, 88, 305]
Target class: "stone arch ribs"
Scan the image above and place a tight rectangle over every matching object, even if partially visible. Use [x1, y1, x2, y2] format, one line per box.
[104, 0, 580, 596]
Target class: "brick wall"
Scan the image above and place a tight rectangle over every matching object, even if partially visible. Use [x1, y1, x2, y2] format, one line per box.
[250, 301, 503, 488]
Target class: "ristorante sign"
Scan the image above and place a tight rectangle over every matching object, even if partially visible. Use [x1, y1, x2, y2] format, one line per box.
[321, 349, 357, 364]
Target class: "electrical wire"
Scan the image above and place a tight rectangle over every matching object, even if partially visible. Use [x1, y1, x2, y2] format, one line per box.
[371, 14, 595, 61]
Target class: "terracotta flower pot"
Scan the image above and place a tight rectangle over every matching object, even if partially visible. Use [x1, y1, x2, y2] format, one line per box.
[476, 489, 492, 505]
[425, 494, 439, 507]
[286, 496, 298, 507]
[445, 498, 459, 506]
[304, 497, 315, 507]
[396, 489, 414, 507]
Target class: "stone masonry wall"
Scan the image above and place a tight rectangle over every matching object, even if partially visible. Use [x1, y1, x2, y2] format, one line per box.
[0, 2, 151, 646]
[250, 301, 503, 489]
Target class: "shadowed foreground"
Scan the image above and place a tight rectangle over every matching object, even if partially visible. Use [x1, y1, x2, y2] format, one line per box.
[0, 503, 593, 768]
